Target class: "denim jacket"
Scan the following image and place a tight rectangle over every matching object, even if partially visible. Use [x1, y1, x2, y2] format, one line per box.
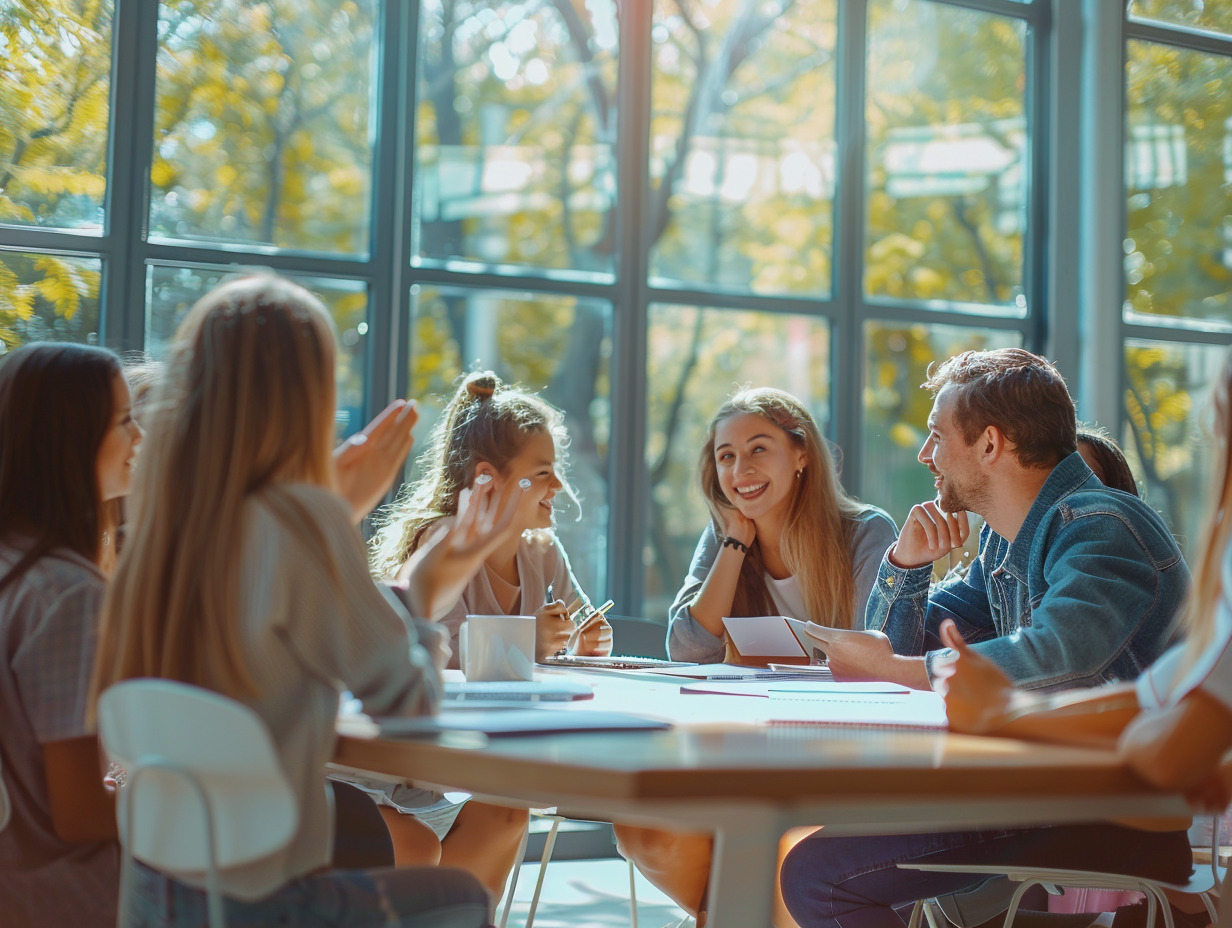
[866, 452, 1190, 691]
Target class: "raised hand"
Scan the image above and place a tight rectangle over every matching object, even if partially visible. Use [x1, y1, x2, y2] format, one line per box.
[334, 399, 418, 523]
[398, 477, 528, 619]
[889, 499, 971, 570]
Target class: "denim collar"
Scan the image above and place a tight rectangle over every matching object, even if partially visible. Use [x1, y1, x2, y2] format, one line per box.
[999, 451, 1096, 581]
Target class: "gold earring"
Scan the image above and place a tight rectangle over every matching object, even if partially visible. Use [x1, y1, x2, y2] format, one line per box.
[796, 468, 803, 480]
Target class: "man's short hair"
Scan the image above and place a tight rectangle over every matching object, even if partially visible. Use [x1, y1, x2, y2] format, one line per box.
[923, 348, 1077, 469]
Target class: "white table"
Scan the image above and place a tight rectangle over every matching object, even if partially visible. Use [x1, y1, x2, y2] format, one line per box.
[335, 672, 1190, 928]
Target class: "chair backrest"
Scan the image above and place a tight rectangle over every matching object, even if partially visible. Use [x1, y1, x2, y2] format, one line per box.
[0, 749, 10, 833]
[97, 679, 297, 874]
[607, 616, 669, 659]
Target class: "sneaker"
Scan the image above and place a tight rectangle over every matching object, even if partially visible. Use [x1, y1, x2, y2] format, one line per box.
[1109, 900, 1211, 928]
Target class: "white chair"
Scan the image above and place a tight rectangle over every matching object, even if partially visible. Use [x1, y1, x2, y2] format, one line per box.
[901, 820, 1223, 928]
[498, 813, 640, 928]
[97, 679, 298, 928]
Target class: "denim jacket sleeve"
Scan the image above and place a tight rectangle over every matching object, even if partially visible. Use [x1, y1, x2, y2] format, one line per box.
[962, 508, 1188, 691]
[864, 522, 1000, 658]
[666, 524, 727, 662]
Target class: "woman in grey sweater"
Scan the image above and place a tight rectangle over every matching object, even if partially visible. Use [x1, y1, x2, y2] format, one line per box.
[621, 387, 898, 923]
[667, 387, 897, 663]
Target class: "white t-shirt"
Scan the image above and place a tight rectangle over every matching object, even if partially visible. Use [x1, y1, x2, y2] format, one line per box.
[764, 573, 809, 622]
[1137, 546, 1232, 714]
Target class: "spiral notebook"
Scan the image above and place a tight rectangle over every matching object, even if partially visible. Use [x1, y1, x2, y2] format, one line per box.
[758, 688, 946, 730]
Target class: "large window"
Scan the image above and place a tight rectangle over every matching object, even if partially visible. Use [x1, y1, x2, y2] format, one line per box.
[1122, 4, 1232, 549]
[5, 0, 1057, 619]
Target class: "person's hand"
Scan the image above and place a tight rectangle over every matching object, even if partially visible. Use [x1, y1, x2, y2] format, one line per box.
[933, 619, 1017, 734]
[334, 400, 418, 523]
[721, 505, 755, 548]
[889, 499, 970, 570]
[535, 600, 572, 660]
[807, 627, 896, 682]
[570, 615, 613, 656]
[1118, 691, 1232, 808]
[398, 477, 528, 618]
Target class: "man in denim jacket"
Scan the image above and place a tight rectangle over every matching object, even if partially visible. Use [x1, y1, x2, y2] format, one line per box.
[809, 347, 1188, 692]
[782, 348, 1192, 928]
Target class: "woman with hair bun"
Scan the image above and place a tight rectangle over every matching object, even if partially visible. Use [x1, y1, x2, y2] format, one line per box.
[367, 370, 611, 897]
[373, 369, 611, 662]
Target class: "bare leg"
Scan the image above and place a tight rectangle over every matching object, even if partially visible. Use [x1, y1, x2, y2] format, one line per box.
[378, 806, 444, 867]
[614, 823, 713, 918]
[439, 802, 530, 900]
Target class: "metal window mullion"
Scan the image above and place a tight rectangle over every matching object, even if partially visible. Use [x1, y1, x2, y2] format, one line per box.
[610, 0, 653, 613]
[1078, 0, 1127, 431]
[1046, 0, 1082, 379]
[139, 245, 371, 280]
[390, 0, 422, 403]
[365, 0, 409, 418]
[104, 0, 159, 352]
[832, 0, 869, 493]
[1025, 1, 1052, 356]
[1125, 18, 1232, 58]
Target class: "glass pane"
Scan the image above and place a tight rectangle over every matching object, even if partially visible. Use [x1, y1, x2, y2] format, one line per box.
[1124, 339, 1226, 553]
[413, 0, 618, 275]
[1124, 41, 1232, 326]
[0, 3, 112, 231]
[648, 0, 838, 296]
[409, 287, 612, 596]
[1129, 0, 1232, 35]
[149, 0, 377, 255]
[145, 266, 368, 437]
[865, 1, 1028, 313]
[862, 321, 1021, 528]
[0, 252, 101, 349]
[643, 304, 831, 619]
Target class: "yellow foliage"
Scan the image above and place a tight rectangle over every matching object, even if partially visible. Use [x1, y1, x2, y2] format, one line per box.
[889, 422, 921, 449]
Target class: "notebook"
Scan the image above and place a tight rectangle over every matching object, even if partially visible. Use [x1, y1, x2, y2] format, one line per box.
[444, 678, 595, 703]
[374, 707, 673, 738]
[537, 655, 698, 671]
[760, 689, 946, 730]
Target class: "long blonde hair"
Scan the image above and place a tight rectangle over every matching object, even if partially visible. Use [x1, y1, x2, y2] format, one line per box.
[699, 387, 872, 629]
[1178, 350, 1232, 668]
[92, 274, 338, 702]
[370, 370, 574, 578]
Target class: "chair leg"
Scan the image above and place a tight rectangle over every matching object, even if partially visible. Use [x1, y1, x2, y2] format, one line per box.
[628, 856, 639, 928]
[908, 899, 928, 928]
[1147, 887, 1172, 928]
[524, 816, 563, 928]
[923, 901, 945, 928]
[498, 820, 531, 928]
[1002, 879, 1043, 928]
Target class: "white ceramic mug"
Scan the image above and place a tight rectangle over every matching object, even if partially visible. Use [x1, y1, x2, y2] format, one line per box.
[459, 614, 537, 682]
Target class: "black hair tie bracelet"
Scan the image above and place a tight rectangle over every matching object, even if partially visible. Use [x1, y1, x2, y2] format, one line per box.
[721, 536, 750, 554]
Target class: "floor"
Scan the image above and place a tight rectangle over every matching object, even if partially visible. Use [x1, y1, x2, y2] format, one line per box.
[499, 857, 690, 928]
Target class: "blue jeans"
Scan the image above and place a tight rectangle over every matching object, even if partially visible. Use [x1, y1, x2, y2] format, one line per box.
[780, 824, 1192, 928]
[125, 861, 490, 928]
